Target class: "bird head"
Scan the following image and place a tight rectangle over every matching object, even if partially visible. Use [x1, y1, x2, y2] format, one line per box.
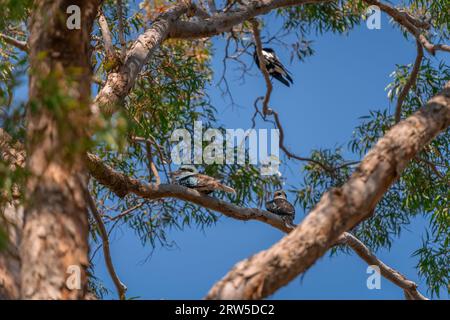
[274, 190, 287, 199]
[179, 164, 198, 174]
[171, 164, 198, 182]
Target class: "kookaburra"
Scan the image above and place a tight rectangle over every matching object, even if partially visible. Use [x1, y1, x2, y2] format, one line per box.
[253, 47, 293, 87]
[265, 190, 295, 227]
[171, 165, 236, 195]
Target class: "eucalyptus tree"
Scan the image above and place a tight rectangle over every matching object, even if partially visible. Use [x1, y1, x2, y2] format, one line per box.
[0, 0, 448, 299]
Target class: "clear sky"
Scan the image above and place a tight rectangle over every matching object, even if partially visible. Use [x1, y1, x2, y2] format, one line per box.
[91, 10, 449, 300]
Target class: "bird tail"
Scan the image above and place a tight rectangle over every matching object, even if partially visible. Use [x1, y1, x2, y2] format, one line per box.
[272, 73, 291, 87]
[283, 216, 296, 229]
[217, 183, 236, 195]
[285, 72, 294, 85]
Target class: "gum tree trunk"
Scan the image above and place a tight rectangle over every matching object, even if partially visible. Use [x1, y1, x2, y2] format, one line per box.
[20, 0, 99, 299]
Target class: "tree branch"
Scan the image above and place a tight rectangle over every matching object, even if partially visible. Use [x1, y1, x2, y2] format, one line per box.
[86, 191, 127, 300]
[85, 152, 291, 232]
[84, 151, 428, 300]
[0, 33, 28, 52]
[394, 40, 423, 123]
[0, 127, 430, 300]
[250, 18, 272, 116]
[117, 0, 127, 60]
[363, 0, 449, 55]
[169, 0, 330, 39]
[98, 12, 118, 62]
[94, 1, 192, 114]
[207, 0, 217, 14]
[205, 81, 450, 299]
[92, 0, 446, 118]
[336, 233, 427, 300]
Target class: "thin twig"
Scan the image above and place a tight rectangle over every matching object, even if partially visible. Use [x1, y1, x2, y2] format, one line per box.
[395, 40, 423, 123]
[416, 156, 450, 186]
[86, 192, 127, 300]
[271, 108, 336, 175]
[250, 18, 273, 116]
[146, 141, 161, 185]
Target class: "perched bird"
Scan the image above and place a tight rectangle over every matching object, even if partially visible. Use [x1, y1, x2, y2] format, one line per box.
[253, 47, 293, 87]
[171, 165, 236, 195]
[265, 190, 295, 227]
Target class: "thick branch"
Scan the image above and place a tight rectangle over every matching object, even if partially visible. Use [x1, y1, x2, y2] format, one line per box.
[169, 0, 329, 39]
[94, 1, 191, 114]
[205, 82, 450, 299]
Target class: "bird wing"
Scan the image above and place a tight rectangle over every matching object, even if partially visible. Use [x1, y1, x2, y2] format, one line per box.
[191, 174, 236, 194]
[262, 50, 293, 84]
[265, 198, 295, 216]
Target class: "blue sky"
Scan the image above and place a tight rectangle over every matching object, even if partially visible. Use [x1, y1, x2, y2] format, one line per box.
[91, 11, 448, 300]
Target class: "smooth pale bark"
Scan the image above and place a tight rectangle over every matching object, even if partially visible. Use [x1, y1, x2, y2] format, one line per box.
[206, 82, 450, 299]
[94, 1, 191, 114]
[22, 0, 100, 299]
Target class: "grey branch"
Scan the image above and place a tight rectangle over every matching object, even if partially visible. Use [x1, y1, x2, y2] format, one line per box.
[98, 12, 117, 61]
[117, 0, 127, 60]
[394, 40, 423, 123]
[0, 33, 28, 52]
[337, 233, 427, 300]
[86, 191, 127, 300]
[250, 19, 272, 116]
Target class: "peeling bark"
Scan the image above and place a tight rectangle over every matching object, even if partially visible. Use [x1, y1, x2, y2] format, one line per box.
[0, 204, 23, 300]
[21, 0, 100, 299]
[206, 82, 450, 299]
[0, 129, 25, 299]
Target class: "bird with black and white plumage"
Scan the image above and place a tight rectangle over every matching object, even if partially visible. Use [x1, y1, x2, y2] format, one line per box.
[253, 47, 294, 87]
[265, 190, 296, 228]
[171, 165, 236, 195]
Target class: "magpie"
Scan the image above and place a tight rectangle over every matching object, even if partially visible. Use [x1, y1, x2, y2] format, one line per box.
[253, 47, 293, 87]
[171, 165, 236, 195]
[265, 190, 295, 227]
